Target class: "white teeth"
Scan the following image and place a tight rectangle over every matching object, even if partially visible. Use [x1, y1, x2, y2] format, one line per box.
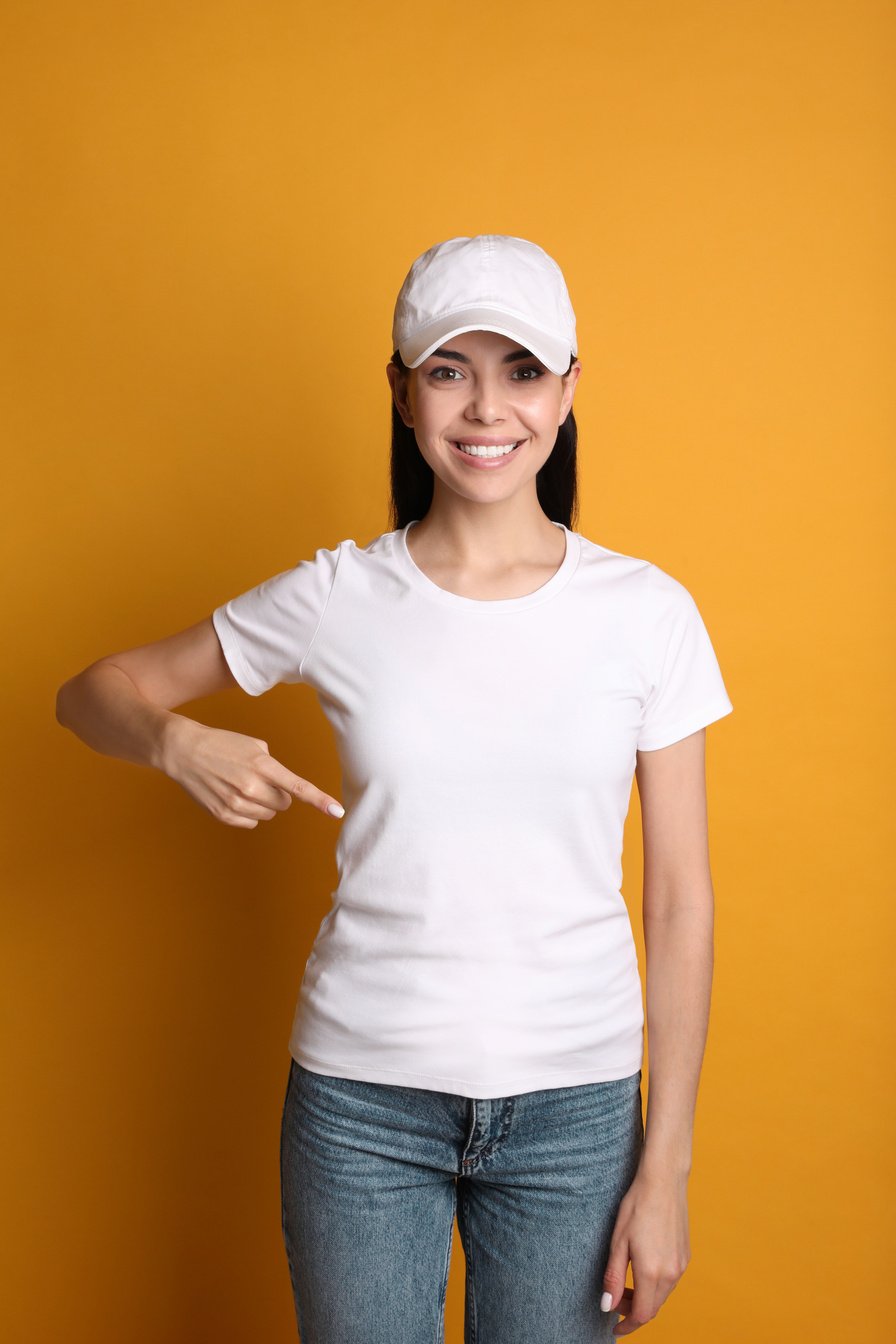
[455, 442, 519, 458]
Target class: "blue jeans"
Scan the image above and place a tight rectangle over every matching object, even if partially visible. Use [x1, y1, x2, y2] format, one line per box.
[279, 1057, 644, 1343]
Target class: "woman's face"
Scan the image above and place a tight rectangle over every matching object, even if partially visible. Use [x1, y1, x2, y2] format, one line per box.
[387, 329, 581, 504]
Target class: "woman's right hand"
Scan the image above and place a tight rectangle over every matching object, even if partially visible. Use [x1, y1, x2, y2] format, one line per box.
[161, 717, 345, 828]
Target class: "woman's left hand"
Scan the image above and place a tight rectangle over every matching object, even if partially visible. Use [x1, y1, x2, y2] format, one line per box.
[599, 1166, 691, 1335]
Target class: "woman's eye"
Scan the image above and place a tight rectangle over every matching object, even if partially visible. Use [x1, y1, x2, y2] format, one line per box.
[513, 365, 543, 380]
[429, 365, 544, 382]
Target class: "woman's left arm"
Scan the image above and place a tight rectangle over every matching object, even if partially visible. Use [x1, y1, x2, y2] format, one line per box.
[601, 727, 715, 1337]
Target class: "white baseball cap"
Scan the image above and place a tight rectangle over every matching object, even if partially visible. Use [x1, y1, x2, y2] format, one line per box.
[391, 234, 577, 376]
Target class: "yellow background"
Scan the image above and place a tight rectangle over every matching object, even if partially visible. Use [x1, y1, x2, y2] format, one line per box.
[3, 1, 892, 1340]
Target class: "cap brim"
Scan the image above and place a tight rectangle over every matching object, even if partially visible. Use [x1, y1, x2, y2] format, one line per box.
[399, 308, 573, 375]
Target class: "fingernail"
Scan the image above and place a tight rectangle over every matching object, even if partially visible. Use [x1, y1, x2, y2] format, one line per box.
[327, 803, 345, 818]
[600, 1291, 613, 1312]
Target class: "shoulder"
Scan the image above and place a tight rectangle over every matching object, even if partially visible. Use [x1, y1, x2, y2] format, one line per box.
[319, 527, 410, 586]
[574, 532, 694, 611]
[318, 529, 401, 564]
[286, 532, 383, 582]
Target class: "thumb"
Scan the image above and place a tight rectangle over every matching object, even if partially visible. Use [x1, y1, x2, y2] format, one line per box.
[600, 1243, 629, 1313]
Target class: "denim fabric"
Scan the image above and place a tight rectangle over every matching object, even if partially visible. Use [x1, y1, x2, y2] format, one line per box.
[280, 1057, 644, 1343]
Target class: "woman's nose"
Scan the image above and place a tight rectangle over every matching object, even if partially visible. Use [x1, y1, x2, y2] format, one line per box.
[464, 376, 508, 420]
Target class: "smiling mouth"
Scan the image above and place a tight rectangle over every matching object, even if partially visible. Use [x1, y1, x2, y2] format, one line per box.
[451, 440, 523, 459]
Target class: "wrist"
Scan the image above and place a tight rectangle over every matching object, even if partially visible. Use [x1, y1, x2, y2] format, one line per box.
[155, 710, 199, 776]
[637, 1144, 692, 1185]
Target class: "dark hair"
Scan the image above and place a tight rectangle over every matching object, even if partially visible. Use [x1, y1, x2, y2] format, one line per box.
[387, 349, 580, 533]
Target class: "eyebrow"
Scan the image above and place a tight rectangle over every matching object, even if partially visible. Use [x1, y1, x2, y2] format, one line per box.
[427, 345, 538, 365]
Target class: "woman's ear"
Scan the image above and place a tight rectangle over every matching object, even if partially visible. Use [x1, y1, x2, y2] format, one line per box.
[386, 361, 414, 427]
[559, 360, 582, 421]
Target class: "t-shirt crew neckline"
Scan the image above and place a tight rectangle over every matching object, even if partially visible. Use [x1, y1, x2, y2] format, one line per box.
[397, 518, 581, 612]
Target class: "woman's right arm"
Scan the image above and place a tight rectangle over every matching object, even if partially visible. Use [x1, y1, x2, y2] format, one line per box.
[55, 617, 345, 827]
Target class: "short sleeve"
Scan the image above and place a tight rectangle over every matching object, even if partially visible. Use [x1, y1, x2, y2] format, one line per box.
[636, 565, 734, 752]
[211, 543, 342, 696]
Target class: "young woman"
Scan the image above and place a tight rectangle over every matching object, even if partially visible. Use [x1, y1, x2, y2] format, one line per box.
[57, 234, 733, 1343]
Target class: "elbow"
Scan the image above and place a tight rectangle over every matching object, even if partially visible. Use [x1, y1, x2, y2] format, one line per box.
[55, 678, 73, 727]
[642, 875, 715, 923]
[56, 667, 90, 726]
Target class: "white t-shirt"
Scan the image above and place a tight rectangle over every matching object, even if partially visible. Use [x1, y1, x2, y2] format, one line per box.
[212, 520, 734, 1100]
